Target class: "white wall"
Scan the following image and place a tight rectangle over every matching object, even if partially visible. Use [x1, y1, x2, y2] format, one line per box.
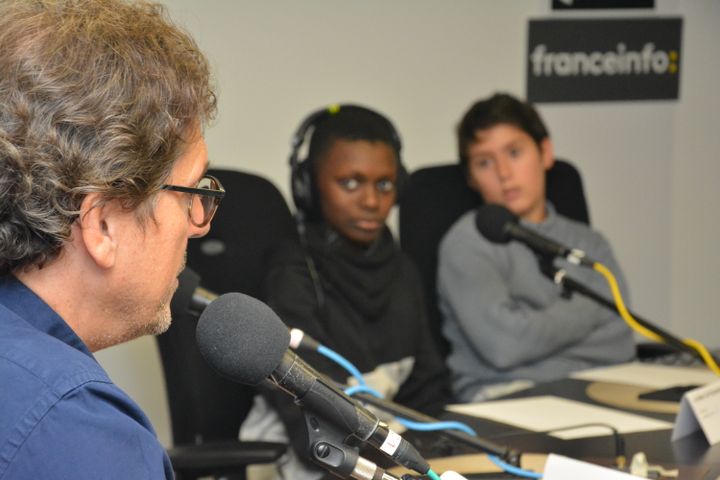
[671, 0, 720, 340]
[96, 0, 720, 447]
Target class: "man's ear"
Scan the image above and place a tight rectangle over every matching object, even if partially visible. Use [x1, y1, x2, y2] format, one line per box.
[77, 193, 118, 269]
[540, 138, 555, 171]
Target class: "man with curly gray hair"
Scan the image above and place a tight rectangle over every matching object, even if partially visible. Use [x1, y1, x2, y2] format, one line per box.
[0, 1, 221, 477]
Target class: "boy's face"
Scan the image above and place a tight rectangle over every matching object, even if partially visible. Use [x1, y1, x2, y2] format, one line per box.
[466, 123, 554, 223]
[315, 139, 397, 246]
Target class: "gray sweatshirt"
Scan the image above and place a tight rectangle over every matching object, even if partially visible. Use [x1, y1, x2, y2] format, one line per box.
[438, 207, 635, 402]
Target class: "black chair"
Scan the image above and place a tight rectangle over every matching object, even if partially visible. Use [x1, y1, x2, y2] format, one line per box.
[157, 169, 299, 480]
[398, 160, 590, 357]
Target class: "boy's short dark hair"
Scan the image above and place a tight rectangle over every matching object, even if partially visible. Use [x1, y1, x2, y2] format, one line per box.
[457, 93, 549, 171]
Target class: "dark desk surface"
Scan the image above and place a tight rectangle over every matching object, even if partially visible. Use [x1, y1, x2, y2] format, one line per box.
[405, 378, 719, 479]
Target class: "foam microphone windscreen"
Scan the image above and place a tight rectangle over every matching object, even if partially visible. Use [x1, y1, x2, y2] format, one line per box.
[196, 292, 290, 385]
[474, 204, 518, 244]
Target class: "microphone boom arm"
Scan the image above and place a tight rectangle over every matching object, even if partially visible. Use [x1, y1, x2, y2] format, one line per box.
[537, 259, 712, 362]
[353, 392, 521, 467]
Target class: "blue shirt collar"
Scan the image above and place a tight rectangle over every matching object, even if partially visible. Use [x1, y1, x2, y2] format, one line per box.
[0, 275, 93, 358]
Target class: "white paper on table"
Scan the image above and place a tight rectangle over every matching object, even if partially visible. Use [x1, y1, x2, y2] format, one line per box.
[543, 454, 645, 479]
[447, 395, 673, 439]
[570, 362, 718, 389]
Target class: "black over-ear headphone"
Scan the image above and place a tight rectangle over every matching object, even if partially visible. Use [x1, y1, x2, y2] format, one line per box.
[288, 104, 409, 219]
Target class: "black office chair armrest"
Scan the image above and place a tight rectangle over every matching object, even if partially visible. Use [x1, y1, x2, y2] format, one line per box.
[168, 440, 286, 478]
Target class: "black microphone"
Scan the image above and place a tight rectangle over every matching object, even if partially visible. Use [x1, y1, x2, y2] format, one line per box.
[195, 292, 430, 476]
[172, 267, 219, 317]
[189, 286, 217, 314]
[287, 329, 521, 464]
[475, 204, 594, 266]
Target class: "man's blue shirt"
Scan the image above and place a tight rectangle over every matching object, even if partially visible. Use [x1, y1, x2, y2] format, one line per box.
[0, 276, 173, 479]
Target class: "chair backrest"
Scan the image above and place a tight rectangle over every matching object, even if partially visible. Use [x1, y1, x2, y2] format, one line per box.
[157, 169, 298, 446]
[398, 159, 589, 357]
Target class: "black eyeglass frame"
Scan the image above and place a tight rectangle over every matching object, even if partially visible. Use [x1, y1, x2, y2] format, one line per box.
[160, 174, 225, 227]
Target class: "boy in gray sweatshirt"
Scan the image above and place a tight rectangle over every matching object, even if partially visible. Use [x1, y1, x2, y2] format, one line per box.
[438, 93, 635, 402]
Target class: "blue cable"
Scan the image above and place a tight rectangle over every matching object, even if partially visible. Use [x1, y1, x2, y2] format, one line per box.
[426, 469, 441, 480]
[344, 384, 382, 398]
[342, 386, 478, 436]
[488, 454, 542, 479]
[322, 343, 543, 479]
[317, 344, 366, 387]
[396, 418, 478, 437]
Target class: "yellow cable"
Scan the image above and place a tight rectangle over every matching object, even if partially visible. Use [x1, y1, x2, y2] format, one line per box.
[592, 262, 720, 376]
[683, 338, 720, 376]
[592, 262, 663, 342]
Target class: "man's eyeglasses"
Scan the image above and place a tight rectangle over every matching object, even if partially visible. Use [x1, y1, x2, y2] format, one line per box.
[160, 174, 225, 227]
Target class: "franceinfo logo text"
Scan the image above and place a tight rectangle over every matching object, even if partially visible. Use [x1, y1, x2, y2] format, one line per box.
[530, 43, 679, 77]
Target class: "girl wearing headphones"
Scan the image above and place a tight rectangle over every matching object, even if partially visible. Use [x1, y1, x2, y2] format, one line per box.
[241, 105, 451, 480]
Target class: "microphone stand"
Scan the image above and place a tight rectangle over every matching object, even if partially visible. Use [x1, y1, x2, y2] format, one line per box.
[353, 392, 521, 468]
[536, 257, 718, 364]
[302, 409, 401, 480]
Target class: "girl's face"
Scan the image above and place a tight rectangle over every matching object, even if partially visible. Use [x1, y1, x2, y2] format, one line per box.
[315, 139, 398, 246]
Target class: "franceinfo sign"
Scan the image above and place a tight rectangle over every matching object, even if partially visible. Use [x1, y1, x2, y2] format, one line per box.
[526, 18, 682, 103]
